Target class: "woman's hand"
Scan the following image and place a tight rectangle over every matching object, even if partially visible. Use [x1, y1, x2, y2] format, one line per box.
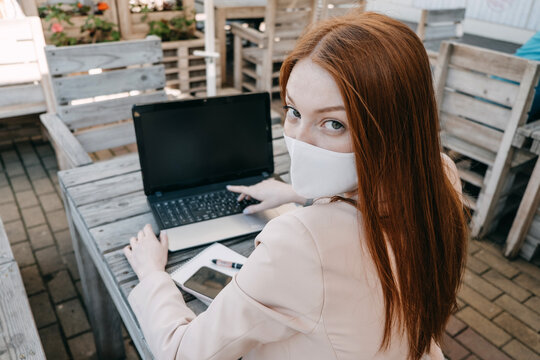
[227, 178, 306, 214]
[123, 224, 169, 281]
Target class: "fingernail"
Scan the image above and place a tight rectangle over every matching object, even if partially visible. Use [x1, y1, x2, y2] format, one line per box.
[226, 185, 231, 189]
[160, 230, 166, 236]
[243, 208, 251, 214]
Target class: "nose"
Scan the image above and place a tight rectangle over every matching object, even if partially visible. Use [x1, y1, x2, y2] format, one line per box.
[286, 120, 316, 146]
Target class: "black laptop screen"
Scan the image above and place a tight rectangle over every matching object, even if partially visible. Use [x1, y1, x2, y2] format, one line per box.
[133, 93, 273, 194]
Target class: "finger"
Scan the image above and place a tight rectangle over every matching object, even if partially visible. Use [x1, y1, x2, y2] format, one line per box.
[143, 224, 154, 237]
[226, 185, 248, 194]
[245, 195, 251, 201]
[130, 236, 138, 249]
[123, 245, 133, 262]
[237, 193, 246, 202]
[160, 230, 169, 249]
[137, 230, 144, 241]
[243, 202, 267, 214]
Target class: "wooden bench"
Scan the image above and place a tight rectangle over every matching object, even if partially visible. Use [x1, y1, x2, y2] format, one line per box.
[433, 41, 540, 238]
[0, 218, 45, 359]
[40, 36, 168, 170]
[0, 17, 54, 140]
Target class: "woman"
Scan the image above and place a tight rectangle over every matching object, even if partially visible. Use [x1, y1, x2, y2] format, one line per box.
[124, 11, 468, 360]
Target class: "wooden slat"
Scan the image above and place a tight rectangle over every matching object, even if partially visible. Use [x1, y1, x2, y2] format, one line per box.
[0, 219, 13, 265]
[60, 152, 140, 188]
[52, 65, 165, 104]
[45, 37, 163, 75]
[0, 40, 37, 65]
[76, 122, 136, 154]
[0, 63, 41, 86]
[449, 43, 529, 83]
[80, 191, 149, 228]
[0, 83, 44, 108]
[0, 19, 33, 41]
[69, 171, 143, 207]
[425, 8, 466, 23]
[0, 103, 46, 119]
[456, 164, 484, 188]
[441, 132, 496, 166]
[446, 66, 519, 107]
[440, 112, 503, 153]
[424, 24, 458, 41]
[462, 193, 477, 211]
[441, 90, 512, 131]
[0, 261, 46, 359]
[59, 91, 167, 130]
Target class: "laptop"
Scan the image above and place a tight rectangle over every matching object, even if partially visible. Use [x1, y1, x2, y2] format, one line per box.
[132, 92, 284, 252]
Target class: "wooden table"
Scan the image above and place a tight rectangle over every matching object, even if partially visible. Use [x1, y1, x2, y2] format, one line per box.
[0, 219, 46, 359]
[58, 124, 289, 359]
[206, 0, 267, 85]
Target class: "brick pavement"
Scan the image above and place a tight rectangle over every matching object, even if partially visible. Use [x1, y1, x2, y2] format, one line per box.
[0, 136, 539, 360]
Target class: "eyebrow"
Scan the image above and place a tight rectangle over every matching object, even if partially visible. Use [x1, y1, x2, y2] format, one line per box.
[286, 93, 346, 114]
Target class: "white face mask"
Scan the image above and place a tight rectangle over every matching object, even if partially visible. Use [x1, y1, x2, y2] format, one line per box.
[284, 135, 358, 199]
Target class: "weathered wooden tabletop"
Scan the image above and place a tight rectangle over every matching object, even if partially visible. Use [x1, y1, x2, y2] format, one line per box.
[0, 219, 46, 360]
[57, 124, 290, 359]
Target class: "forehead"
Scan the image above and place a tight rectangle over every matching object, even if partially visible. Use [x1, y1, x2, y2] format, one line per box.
[286, 58, 344, 108]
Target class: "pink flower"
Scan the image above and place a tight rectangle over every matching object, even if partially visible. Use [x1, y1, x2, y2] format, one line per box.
[51, 23, 64, 33]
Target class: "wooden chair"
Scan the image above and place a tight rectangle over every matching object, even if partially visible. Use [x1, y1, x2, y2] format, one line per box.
[433, 41, 540, 238]
[40, 36, 168, 170]
[231, 0, 317, 93]
[317, 0, 365, 20]
[505, 121, 540, 260]
[0, 17, 54, 140]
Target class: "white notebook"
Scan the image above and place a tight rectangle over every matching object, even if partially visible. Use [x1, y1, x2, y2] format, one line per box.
[170, 243, 247, 305]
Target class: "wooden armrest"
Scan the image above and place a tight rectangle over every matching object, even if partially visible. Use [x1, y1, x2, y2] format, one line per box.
[516, 119, 540, 138]
[40, 113, 93, 169]
[230, 23, 267, 45]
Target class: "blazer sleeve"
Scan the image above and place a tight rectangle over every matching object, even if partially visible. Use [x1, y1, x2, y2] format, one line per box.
[128, 213, 324, 360]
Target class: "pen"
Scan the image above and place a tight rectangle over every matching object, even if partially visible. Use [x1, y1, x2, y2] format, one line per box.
[212, 258, 243, 269]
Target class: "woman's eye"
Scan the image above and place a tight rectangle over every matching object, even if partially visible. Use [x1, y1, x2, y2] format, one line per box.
[284, 106, 301, 119]
[323, 120, 344, 131]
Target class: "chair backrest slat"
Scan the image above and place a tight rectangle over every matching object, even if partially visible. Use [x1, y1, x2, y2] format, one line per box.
[75, 122, 135, 153]
[318, 0, 365, 20]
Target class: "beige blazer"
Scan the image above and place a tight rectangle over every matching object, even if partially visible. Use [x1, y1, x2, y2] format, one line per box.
[128, 200, 446, 360]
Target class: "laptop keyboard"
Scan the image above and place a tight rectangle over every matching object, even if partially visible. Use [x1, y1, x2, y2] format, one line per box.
[154, 189, 260, 228]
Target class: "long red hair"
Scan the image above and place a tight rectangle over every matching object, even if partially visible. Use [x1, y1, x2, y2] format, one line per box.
[280, 11, 468, 360]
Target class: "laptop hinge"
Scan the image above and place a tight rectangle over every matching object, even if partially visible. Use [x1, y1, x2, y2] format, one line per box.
[262, 172, 269, 178]
[156, 191, 163, 197]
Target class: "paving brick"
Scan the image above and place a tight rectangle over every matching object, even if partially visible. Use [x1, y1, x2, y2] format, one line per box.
[512, 258, 540, 281]
[20, 265, 45, 295]
[456, 328, 512, 360]
[456, 307, 511, 347]
[55, 229, 73, 254]
[15, 189, 38, 208]
[41, 155, 58, 170]
[457, 284, 503, 319]
[1, 150, 19, 163]
[0, 202, 20, 222]
[63, 252, 80, 281]
[11, 241, 35, 267]
[0, 172, 8, 187]
[475, 239, 504, 256]
[32, 177, 55, 195]
[493, 312, 540, 353]
[10, 175, 31, 192]
[56, 298, 91, 337]
[124, 338, 141, 360]
[4, 219, 26, 244]
[464, 355, 480, 360]
[442, 332, 469, 360]
[35, 245, 65, 275]
[463, 269, 502, 300]
[39, 192, 63, 212]
[502, 339, 539, 360]
[35, 144, 54, 157]
[20, 153, 40, 167]
[514, 273, 540, 297]
[49, 171, 59, 185]
[474, 250, 520, 278]
[466, 255, 490, 274]
[0, 185, 14, 204]
[524, 296, 540, 315]
[38, 324, 70, 360]
[46, 209, 69, 232]
[468, 240, 481, 255]
[482, 269, 531, 302]
[68, 331, 97, 359]
[21, 206, 46, 227]
[495, 294, 540, 332]
[47, 270, 77, 303]
[446, 315, 467, 336]
[26, 164, 47, 180]
[28, 224, 54, 250]
[28, 292, 56, 328]
[5, 161, 24, 177]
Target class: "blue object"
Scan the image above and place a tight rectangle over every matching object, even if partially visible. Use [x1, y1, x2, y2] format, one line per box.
[515, 31, 540, 121]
